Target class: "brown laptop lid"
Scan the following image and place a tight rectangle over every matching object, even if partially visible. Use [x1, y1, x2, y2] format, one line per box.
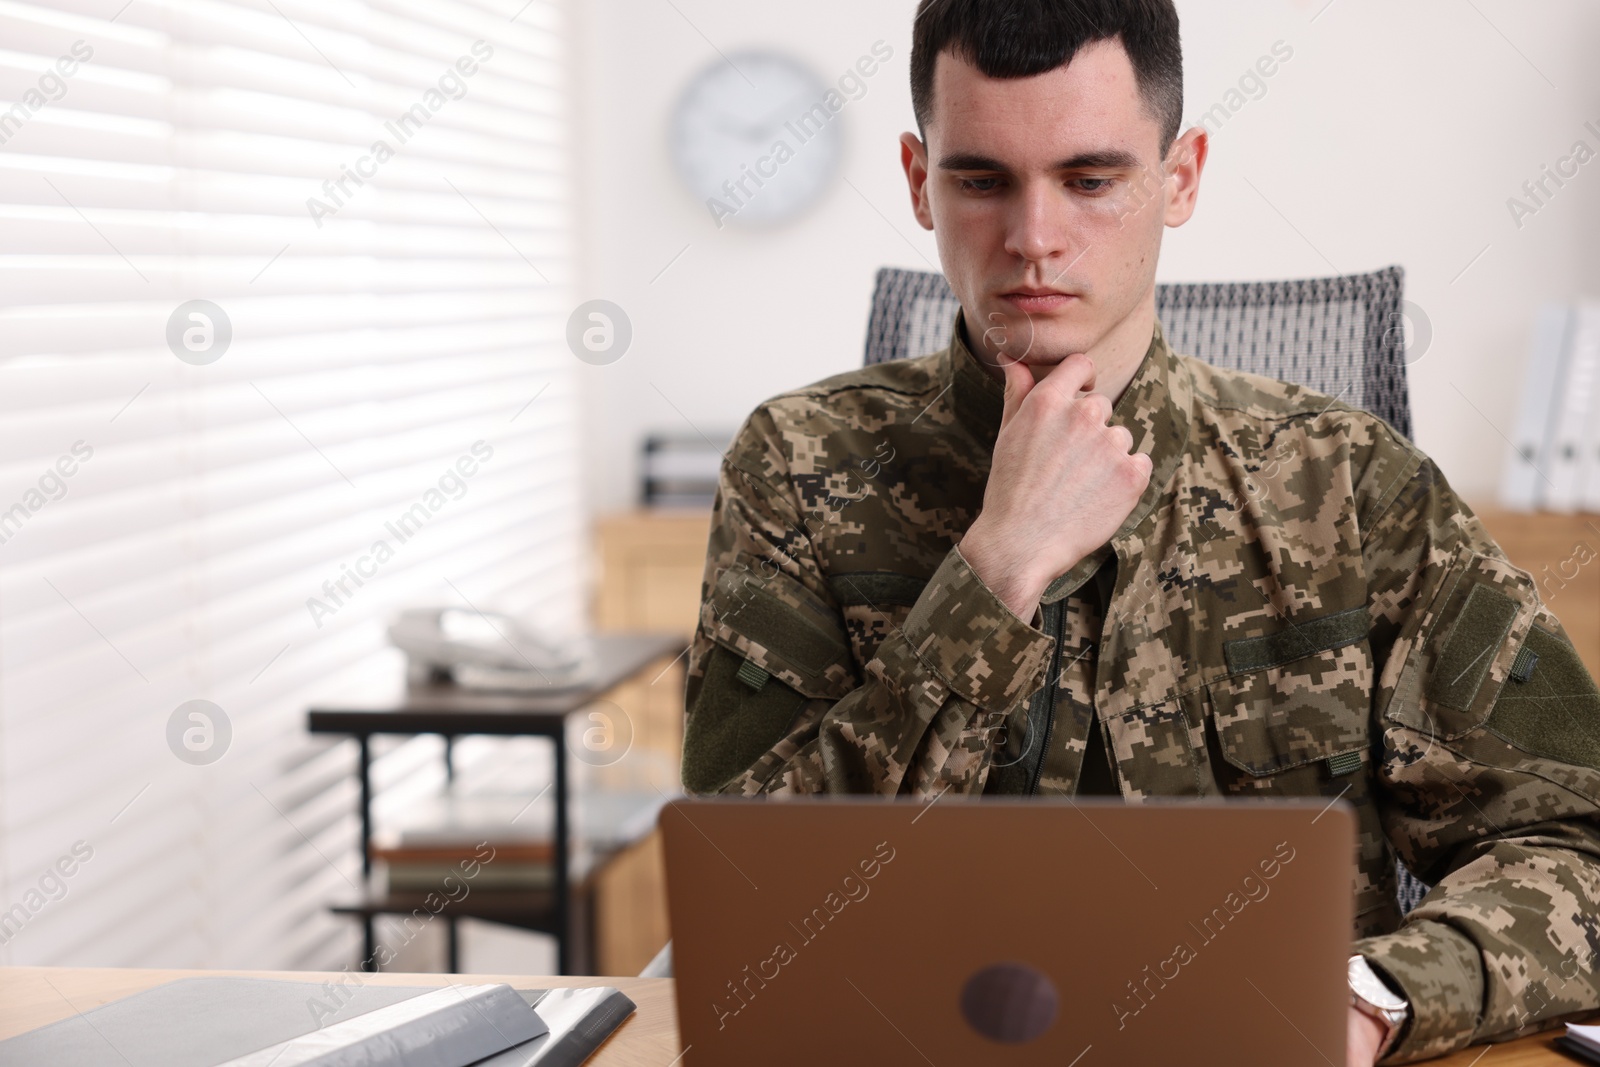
[662, 796, 1355, 1067]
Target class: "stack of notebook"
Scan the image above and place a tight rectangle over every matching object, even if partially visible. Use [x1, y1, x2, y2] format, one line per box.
[371, 789, 667, 894]
[1558, 1020, 1600, 1064]
[0, 976, 635, 1067]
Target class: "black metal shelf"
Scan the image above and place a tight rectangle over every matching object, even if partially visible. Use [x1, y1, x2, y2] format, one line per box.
[306, 631, 685, 975]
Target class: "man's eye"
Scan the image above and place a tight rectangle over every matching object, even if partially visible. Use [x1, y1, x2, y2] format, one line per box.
[1073, 177, 1115, 193]
[957, 177, 1001, 193]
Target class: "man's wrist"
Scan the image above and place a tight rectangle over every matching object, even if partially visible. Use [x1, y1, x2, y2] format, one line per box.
[958, 519, 1068, 620]
[981, 570, 1048, 623]
[899, 544, 1058, 710]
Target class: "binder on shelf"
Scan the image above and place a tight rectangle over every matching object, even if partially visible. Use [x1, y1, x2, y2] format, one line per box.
[1547, 301, 1600, 513]
[1500, 304, 1574, 512]
[1580, 303, 1600, 514]
[640, 432, 730, 508]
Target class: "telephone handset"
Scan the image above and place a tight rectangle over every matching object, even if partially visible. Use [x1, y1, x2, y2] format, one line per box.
[387, 608, 594, 689]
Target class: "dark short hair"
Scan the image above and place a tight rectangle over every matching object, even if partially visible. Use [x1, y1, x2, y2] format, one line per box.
[911, 0, 1184, 151]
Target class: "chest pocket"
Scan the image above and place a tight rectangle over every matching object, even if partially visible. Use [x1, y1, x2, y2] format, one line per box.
[1207, 606, 1395, 926]
[1208, 605, 1375, 780]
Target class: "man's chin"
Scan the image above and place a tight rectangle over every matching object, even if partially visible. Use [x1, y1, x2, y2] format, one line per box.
[978, 352, 1086, 384]
[1005, 339, 1099, 370]
[1019, 354, 1074, 382]
[966, 304, 1100, 368]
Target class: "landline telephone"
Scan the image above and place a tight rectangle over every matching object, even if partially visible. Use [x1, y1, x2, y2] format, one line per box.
[387, 608, 595, 690]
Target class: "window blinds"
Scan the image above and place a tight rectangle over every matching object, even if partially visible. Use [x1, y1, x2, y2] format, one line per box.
[0, 0, 581, 969]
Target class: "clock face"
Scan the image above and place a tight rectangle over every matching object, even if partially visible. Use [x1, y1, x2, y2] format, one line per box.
[670, 51, 843, 228]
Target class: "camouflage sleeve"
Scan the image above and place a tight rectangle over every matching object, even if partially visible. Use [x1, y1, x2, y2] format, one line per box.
[1350, 437, 1600, 1063]
[679, 411, 1056, 797]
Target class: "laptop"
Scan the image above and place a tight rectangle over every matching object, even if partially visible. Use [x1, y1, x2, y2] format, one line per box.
[660, 796, 1355, 1066]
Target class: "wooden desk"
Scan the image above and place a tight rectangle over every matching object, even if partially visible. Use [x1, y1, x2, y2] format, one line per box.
[0, 968, 677, 1067]
[1, 966, 1590, 1065]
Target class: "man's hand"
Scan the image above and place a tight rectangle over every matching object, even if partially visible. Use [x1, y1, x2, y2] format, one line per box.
[959, 352, 1153, 620]
[1347, 1004, 1388, 1066]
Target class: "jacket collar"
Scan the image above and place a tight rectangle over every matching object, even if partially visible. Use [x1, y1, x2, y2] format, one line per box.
[946, 306, 1193, 603]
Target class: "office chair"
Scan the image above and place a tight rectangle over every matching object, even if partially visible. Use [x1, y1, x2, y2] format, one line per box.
[861, 264, 1428, 918]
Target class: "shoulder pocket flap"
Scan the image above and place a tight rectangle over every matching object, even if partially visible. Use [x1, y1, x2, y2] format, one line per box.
[1210, 638, 1374, 777]
[709, 564, 856, 700]
[1387, 548, 1539, 739]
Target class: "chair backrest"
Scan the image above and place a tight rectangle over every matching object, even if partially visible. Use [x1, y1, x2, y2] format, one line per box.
[863, 265, 1413, 440]
[861, 263, 1431, 916]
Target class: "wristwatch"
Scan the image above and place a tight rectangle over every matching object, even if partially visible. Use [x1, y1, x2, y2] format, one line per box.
[1348, 955, 1411, 1062]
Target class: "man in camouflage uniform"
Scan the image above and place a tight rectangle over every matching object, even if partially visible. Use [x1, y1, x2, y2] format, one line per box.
[679, 2, 1600, 1063]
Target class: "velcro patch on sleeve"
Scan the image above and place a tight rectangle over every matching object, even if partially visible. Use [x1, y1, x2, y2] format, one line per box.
[1486, 626, 1600, 772]
[1425, 583, 1519, 711]
[682, 644, 809, 794]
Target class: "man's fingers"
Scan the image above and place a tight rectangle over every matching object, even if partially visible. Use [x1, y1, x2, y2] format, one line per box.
[998, 357, 1035, 432]
[1037, 352, 1097, 403]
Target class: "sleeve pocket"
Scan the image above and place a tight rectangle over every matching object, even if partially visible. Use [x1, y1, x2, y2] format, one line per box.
[1384, 546, 1540, 740]
[707, 560, 857, 701]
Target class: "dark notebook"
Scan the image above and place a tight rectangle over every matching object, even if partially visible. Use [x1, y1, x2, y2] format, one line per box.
[1557, 1034, 1600, 1065]
[0, 975, 635, 1067]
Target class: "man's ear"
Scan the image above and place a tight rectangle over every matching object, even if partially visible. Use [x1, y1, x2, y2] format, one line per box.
[1163, 126, 1208, 228]
[900, 131, 934, 231]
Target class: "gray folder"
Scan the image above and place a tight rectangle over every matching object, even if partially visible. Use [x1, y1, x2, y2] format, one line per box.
[0, 976, 630, 1067]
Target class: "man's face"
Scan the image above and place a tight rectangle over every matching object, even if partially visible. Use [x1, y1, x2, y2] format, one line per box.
[902, 40, 1201, 376]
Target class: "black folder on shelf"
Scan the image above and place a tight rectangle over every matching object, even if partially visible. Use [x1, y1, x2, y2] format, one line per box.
[0, 975, 634, 1067]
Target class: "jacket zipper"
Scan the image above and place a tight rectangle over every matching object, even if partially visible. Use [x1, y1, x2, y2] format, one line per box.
[1027, 599, 1066, 795]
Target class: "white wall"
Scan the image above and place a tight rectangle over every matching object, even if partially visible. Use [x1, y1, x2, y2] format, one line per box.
[569, 0, 1600, 515]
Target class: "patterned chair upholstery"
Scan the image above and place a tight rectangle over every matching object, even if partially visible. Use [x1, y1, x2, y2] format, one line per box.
[861, 265, 1430, 916]
[864, 265, 1412, 440]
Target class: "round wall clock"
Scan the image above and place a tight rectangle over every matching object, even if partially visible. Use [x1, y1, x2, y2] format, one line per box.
[670, 51, 843, 228]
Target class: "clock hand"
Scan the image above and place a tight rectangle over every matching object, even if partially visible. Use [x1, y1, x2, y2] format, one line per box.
[710, 114, 766, 141]
[753, 91, 823, 140]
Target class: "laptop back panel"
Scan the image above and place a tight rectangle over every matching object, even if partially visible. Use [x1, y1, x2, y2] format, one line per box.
[662, 797, 1355, 1067]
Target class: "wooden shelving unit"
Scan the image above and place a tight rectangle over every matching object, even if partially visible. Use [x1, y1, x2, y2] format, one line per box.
[307, 632, 685, 976]
[589, 509, 711, 976]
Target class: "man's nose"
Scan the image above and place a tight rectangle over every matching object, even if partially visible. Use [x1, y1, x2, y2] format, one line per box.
[1003, 180, 1074, 267]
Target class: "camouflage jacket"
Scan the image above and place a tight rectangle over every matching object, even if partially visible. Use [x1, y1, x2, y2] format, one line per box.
[681, 310, 1600, 1063]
